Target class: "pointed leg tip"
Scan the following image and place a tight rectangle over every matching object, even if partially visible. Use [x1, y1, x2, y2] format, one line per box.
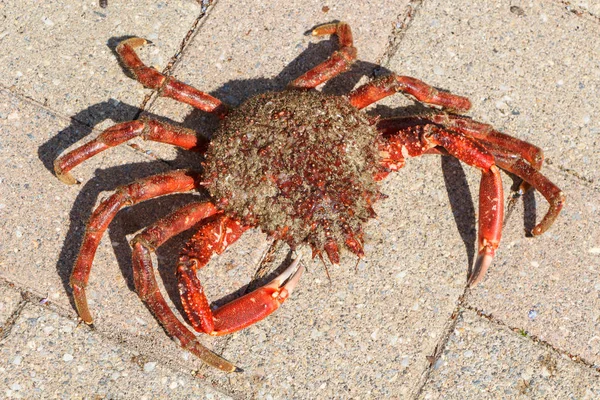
[233, 366, 244, 373]
[468, 252, 494, 286]
[119, 37, 148, 49]
[531, 226, 543, 236]
[57, 172, 80, 185]
[54, 160, 80, 185]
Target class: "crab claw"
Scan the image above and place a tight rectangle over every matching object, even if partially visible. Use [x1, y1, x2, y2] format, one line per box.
[210, 255, 305, 336]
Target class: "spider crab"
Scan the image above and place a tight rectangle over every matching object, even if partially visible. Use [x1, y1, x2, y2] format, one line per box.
[54, 22, 564, 372]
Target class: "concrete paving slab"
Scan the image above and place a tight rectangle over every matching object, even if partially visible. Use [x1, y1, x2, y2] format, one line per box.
[0, 302, 232, 399]
[0, 283, 23, 330]
[206, 158, 472, 398]
[0, 88, 224, 373]
[384, 0, 600, 372]
[419, 309, 600, 399]
[1, 0, 599, 398]
[469, 171, 600, 366]
[571, 2, 600, 16]
[139, 0, 411, 163]
[387, 1, 600, 184]
[0, 0, 201, 126]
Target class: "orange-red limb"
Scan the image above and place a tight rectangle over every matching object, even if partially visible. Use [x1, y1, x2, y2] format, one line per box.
[116, 38, 228, 117]
[179, 217, 304, 335]
[378, 116, 564, 237]
[132, 209, 303, 337]
[54, 119, 208, 185]
[349, 74, 472, 112]
[427, 114, 543, 170]
[469, 166, 504, 285]
[69, 170, 201, 325]
[379, 122, 505, 285]
[492, 153, 564, 236]
[210, 256, 305, 335]
[175, 215, 248, 334]
[131, 239, 240, 372]
[289, 22, 357, 89]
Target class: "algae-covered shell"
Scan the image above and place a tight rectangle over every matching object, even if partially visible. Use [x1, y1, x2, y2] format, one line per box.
[204, 90, 382, 257]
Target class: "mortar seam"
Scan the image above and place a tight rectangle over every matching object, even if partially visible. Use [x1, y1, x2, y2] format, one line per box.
[0, 277, 241, 399]
[463, 302, 600, 373]
[376, 0, 424, 69]
[410, 286, 469, 398]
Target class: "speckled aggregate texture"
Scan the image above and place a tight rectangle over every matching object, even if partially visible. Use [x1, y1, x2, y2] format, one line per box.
[390, 0, 600, 370]
[420, 310, 600, 399]
[0, 0, 201, 127]
[1, 0, 600, 398]
[0, 303, 231, 399]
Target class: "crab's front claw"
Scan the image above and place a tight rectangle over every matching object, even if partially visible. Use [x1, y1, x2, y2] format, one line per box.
[211, 255, 305, 336]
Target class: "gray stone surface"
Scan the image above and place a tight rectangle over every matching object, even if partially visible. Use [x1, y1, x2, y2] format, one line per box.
[419, 309, 600, 399]
[210, 160, 470, 398]
[386, 0, 600, 368]
[0, 302, 231, 399]
[0, 87, 216, 372]
[469, 171, 600, 365]
[0, 0, 202, 126]
[0, 0, 599, 398]
[388, 1, 600, 183]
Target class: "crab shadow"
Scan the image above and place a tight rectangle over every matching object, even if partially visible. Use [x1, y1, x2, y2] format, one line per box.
[40, 32, 538, 323]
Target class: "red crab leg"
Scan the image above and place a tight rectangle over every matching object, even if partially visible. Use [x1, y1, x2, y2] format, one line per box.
[130, 202, 243, 372]
[116, 38, 228, 117]
[54, 119, 208, 184]
[428, 114, 543, 170]
[209, 256, 304, 335]
[379, 123, 504, 285]
[132, 211, 304, 336]
[379, 116, 564, 236]
[289, 22, 357, 89]
[174, 215, 304, 335]
[492, 153, 565, 235]
[70, 170, 201, 325]
[349, 74, 471, 113]
[428, 113, 545, 194]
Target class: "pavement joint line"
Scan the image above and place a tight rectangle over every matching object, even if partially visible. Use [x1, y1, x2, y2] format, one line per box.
[0, 276, 73, 322]
[410, 285, 470, 399]
[0, 86, 171, 168]
[0, 292, 28, 344]
[0, 277, 240, 398]
[376, 0, 424, 69]
[0, 84, 92, 130]
[462, 302, 600, 374]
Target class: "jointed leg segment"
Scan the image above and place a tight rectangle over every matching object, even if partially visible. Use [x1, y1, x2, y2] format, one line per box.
[130, 206, 304, 367]
[349, 74, 472, 112]
[129, 202, 240, 371]
[54, 119, 208, 184]
[378, 113, 563, 283]
[379, 121, 505, 285]
[70, 170, 202, 325]
[117, 38, 228, 116]
[289, 22, 357, 89]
